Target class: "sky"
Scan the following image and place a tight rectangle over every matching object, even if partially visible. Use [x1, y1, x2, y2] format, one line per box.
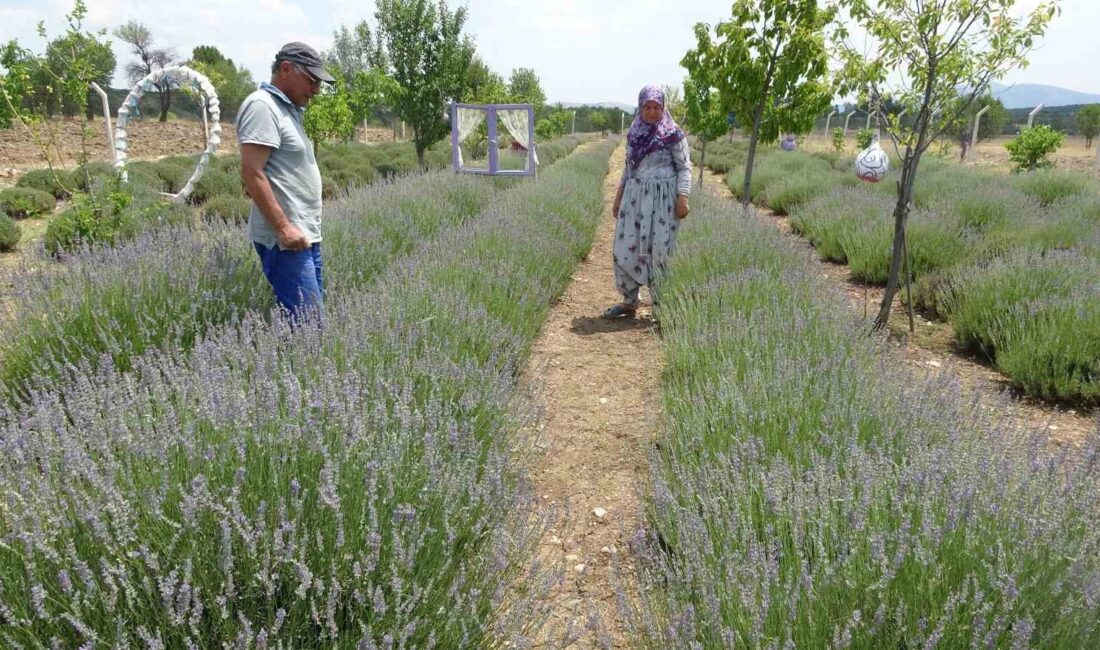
[2, 0, 1098, 109]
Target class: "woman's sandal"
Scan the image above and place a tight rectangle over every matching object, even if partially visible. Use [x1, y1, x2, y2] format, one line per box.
[601, 303, 637, 319]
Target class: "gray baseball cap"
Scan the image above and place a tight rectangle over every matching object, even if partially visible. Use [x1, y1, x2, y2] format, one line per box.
[275, 42, 336, 83]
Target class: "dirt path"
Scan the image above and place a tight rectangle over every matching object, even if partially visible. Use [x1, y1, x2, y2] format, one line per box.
[523, 143, 659, 647]
[701, 167, 1096, 445]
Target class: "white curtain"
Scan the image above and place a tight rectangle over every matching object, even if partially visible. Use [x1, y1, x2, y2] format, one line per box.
[456, 107, 486, 165]
[498, 108, 538, 166]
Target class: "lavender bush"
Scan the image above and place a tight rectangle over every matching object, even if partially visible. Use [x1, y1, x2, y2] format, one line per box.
[943, 249, 1100, 404]
[1011, 169, 1097, 206]
[629, 191, 1100, 647]
[0, 138, 586, 402]
[0, 139, 616, 646]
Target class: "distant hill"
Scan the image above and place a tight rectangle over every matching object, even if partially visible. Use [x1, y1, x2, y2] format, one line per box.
[990, 82, 1100, 109]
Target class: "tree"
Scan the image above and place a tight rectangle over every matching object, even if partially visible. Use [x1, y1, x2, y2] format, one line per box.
[348, 68, 398, 126]
[836, 0, 1058, 329]
[325, 21, 387, 81]
[948, 95, 1011, 160]
[1076, 104, 1100, 148]
[590, 111, 609, 132]
[114, 21, 176, 122]
[508, 67, 545, 108]
[375, 0, 474, 170]
[187, 45, 254, 119]
[687, 1, 835, 209]
[1, 41, 40, 127]
[45, 32, 115, 118]
[464, 56, 508, 104]
[535, 110, 571, 139]
[304, 72, 356, 154]
[681, 25, 733, 189]
[0, 2, 118, 197]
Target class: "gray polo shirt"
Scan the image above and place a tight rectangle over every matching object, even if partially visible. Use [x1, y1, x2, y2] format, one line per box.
[236, 82, 323, 249]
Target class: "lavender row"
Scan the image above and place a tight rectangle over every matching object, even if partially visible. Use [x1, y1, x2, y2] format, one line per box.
[0, 138, 587, 403]
[0, 139, 615, 646]
[629, 191, 1100, 647]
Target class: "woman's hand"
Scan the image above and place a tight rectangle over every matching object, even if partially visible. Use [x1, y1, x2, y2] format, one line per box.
[675, 195, 690, 219]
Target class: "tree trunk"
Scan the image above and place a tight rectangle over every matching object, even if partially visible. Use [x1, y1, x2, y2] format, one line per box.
[415, 137, 426, 172]
[699, 139, 706, 189]
[741, 99, 767, 209]
[159, 87, 171, 122]
[875, 151, 922, 328]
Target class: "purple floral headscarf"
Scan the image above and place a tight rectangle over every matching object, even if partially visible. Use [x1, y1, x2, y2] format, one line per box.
[627, 85, 685, 168]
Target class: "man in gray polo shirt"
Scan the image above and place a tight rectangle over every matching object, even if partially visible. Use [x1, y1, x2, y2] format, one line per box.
[236, 42, 335, 319]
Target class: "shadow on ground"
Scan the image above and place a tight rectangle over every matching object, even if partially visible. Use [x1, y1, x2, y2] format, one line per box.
[570, 314, 656, 335]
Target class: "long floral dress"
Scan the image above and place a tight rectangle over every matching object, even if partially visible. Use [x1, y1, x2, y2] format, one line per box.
[613, 138, 693, 305]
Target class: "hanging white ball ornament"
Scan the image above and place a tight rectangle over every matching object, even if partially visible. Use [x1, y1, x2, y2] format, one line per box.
[855, 135, 890, 183]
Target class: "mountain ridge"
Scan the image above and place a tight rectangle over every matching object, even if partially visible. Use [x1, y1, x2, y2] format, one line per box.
[990, 82, 1100, 109]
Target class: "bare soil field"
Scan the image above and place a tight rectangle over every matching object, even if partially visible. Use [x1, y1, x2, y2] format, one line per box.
[0, 118, 400, 179]
[969, 135, 1099, 175]
[803, 134, 1100, 177]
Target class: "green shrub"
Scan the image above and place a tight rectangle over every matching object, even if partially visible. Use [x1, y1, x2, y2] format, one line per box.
[946, 250, 1100, 404]
[832, 127, 845, 154]
[214, 154, 241, 174]
[72, 161, 119, 192]
[1005, 124, 1064, 171]
[1011, 168, 1094, 206]
[202, 195, 252, 223]
[188, 169, 242, 205]
[16, 168, 73, 198]
[152, 160, 192, 194]
[124, 162, 167, 193]
[0, 213, 19, 251]
[0, 187, 56, 219]
[855, 128, 874, 149]
[319, 175, 338, 199]
[43, 178, 193, 254]
[346, 160, 378, 187]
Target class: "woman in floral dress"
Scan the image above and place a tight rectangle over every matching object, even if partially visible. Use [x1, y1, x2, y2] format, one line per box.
[603, 85, 692, 319]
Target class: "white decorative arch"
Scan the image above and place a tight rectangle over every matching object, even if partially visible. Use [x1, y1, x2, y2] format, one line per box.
[114, 65, 221, 202]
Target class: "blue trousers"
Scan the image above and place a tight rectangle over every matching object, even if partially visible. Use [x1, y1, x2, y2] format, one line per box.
[253, 242, 324, 319]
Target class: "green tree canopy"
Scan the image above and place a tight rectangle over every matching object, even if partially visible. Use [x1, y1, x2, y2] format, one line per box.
[304, 71, 356, 152]
[508, 67, 545, 108]
[46, 31, 115, 117]
[325, 21, 387, 81]
[464, 56, 508, 104]
[375, 0, 474, 170]
[686, 0, 836, 207]
[681, 23, 734, 188]
[1076, 104, 1100, 148]
[836, 0, 1059, 328]
[187, 45, 255, 120]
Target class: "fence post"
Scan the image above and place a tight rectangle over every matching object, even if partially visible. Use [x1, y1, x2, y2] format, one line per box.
[965, 105, 991, 161]
[1027, 104, 1044, 128]
[89, 82, 114, 157]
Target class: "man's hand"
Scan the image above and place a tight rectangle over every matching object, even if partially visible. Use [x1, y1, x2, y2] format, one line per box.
[277, 223, 310, 251]
[675, 195, 690, 219]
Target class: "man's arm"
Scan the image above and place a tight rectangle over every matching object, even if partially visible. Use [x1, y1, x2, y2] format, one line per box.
[240, 143, 309, 251]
